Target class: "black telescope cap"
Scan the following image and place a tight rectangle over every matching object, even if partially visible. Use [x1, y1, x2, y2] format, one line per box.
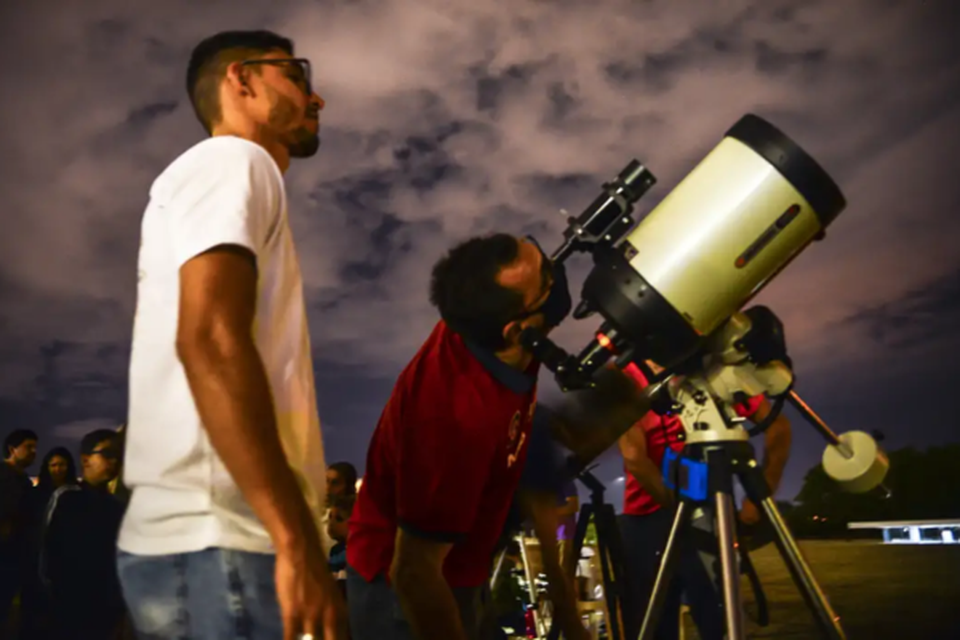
[725, 114, 846, 228]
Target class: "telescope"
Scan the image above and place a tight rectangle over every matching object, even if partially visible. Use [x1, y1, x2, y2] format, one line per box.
[524, 114, 889, 640]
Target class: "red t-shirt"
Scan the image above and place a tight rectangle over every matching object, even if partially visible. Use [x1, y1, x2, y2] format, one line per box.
[347, 321, 538, 588]
[622, 366, 763, 516]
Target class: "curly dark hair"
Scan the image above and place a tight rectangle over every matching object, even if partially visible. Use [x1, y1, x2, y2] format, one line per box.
[429, 233, 526, 350]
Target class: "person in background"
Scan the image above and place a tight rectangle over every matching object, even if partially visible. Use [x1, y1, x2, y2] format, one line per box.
[0, 429, 38, 630]
[327, 461, 358, 504]
[19, 447, 80, 639]
[617, 363, 793, 640]
[35, 448, 78, 494]
[42, 429, 126, 640]
[107, 424, 131, 507]
[328, 493, 355, 581]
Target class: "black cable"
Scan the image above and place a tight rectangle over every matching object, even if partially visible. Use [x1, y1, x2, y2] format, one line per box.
[739, 545, 770, 627]
[745, 384, 790, 438]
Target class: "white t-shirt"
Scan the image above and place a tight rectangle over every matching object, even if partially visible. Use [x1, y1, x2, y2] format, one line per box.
[119, 136, 328, 556]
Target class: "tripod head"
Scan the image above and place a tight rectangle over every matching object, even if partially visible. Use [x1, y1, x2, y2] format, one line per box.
[576, 467, 608, 501]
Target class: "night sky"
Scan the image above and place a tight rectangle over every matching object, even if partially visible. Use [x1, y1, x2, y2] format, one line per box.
[1, 1, 959, 511]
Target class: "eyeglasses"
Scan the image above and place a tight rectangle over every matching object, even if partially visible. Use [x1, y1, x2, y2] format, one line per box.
[239, 58, 313, 97]
[89, 448, 119, 460]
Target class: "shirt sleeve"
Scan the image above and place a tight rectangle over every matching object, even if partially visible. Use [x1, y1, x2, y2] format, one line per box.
[396, 401, 499, 542]
[163, 140, 281, 268]
[519, 405, 575, 497]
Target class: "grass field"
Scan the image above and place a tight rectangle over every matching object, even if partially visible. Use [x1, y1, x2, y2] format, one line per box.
[680, 539, 960, 639]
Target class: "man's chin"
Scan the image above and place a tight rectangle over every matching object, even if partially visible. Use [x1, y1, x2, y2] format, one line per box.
[289, 132, 321, 158]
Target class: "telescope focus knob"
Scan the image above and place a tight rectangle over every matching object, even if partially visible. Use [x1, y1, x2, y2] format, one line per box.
[821, 431, 889, 494]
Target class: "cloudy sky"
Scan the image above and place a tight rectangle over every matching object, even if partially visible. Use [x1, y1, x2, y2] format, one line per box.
[1, 0, 958, 509]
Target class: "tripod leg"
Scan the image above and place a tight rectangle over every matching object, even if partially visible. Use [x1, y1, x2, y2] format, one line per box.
[760, 497, 846, 640]
[602, 505, 632, 640]
[639, 500, 690, 640]
[594, 505, 627, 640]
[547, 504, 596, 640]
[714, 491, 747, 640]
[490, 547, 508, 591]
[738, 457, 846, 640]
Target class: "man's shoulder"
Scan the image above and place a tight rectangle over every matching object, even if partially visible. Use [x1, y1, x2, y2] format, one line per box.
[50, 483, 83, 506]
[151, 136, 282, 198]
[389, 323, 504, 429]
[0, 463, 29, 488]
[396, 321, 474, 389]
[175, 136, 276, 168]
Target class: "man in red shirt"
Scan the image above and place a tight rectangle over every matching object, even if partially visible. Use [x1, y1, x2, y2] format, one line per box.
[346, 233, 573, 640]
[618, 364, 793, 640]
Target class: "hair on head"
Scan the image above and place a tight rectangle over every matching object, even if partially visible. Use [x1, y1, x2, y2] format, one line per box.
[186, 30, 294, 133]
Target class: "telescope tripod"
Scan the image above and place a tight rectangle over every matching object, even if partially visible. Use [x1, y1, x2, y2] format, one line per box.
[546, 470, 629, 640]
[639, 439, 845, 640]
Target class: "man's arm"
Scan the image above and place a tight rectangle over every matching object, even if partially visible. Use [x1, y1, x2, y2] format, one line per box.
[521, 491, 590, 640]
[557, 495, 579, 519]
[618, 424, 674, 509]
[750, 397, 792, 495]
[739, 397, 792, 525]
[177, 247, 343, 640]
[177, 246, 320, 554]
[389, 530, 467, 640]
[391, 405, 500, 640]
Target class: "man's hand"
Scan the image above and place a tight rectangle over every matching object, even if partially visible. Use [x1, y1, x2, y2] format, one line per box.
[739, 498, 762, 526]
[276, 545, 347, 640]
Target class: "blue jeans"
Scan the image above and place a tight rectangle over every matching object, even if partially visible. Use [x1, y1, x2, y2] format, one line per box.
[117, 548, 282, 640]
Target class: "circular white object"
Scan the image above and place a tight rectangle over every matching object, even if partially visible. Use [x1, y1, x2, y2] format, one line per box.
[821, 431, 889, 494]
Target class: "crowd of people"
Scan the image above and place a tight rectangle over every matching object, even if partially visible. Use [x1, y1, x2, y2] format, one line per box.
[0, 429, 360, 640]
[0, 27, 794, 640]
[1, 428, 126, 638]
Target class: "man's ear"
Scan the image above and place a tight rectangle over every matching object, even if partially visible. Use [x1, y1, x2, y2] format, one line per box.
[502, 320, 522, 346]
[224, 61, 253, 96]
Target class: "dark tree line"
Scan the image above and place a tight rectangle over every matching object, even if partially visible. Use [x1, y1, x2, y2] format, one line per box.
[784, 443, 960, 537]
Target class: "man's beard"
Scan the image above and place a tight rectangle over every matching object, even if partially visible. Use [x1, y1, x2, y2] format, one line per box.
[288, 127, 321, 158]
[268, 92, 321, 158]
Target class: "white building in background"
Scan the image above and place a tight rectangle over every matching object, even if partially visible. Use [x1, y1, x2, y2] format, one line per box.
[848, 519, 960, 544]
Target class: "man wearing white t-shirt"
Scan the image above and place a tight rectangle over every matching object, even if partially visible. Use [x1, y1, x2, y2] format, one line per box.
[118, 30, 345, 640]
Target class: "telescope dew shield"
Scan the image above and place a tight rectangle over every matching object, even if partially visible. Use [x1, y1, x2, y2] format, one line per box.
[583, 114, 845, 366]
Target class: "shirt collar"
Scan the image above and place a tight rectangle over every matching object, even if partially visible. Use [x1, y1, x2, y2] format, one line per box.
[463, 339, 537, 395]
